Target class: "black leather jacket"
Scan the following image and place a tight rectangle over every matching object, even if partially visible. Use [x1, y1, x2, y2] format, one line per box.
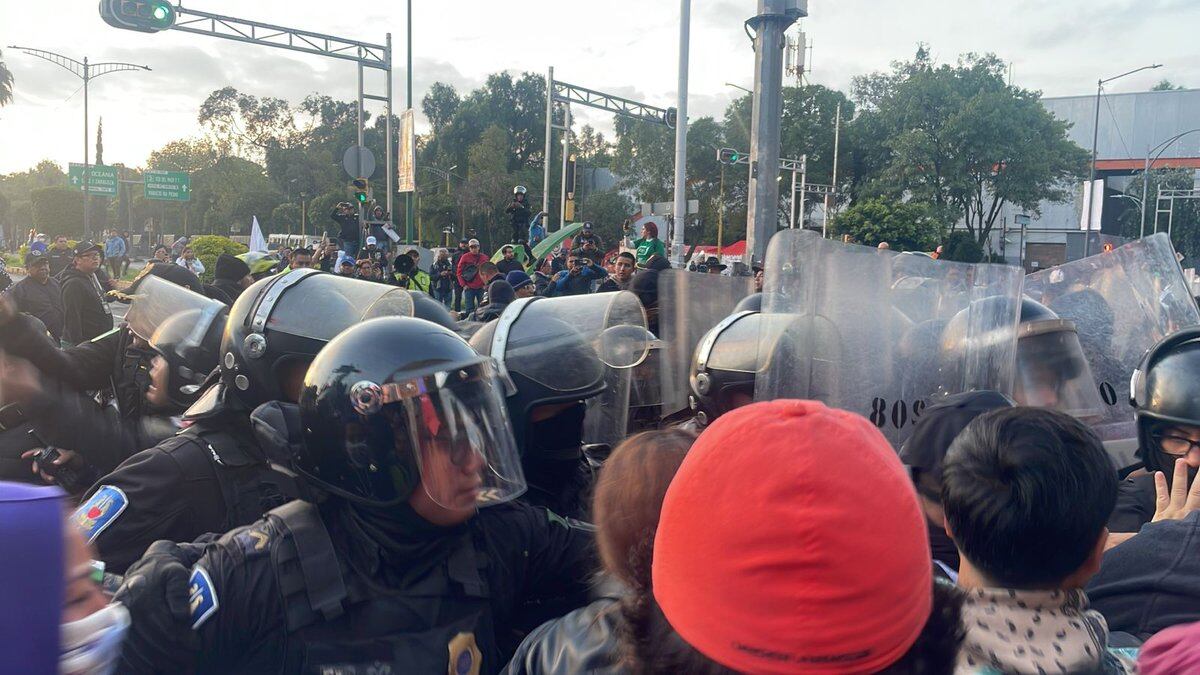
[503, 580, 627, 675]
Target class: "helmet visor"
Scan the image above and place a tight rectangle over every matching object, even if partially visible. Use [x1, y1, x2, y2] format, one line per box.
[126, 274, 225, 344]
[1014, 328, 1105, 417]
[371, 361, 525, 510]
[264, 273, 414, 341]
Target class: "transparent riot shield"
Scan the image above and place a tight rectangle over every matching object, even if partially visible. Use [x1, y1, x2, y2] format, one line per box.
[658, 270, 755, 418]
[1024, 233, 1200, 465]
[755, 229, 1023, 448]
[497, 291, 651, 449]
[125, 274, 226, 345]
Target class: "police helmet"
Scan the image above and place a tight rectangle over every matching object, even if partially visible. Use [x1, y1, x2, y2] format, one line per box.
[297, 316, 525, 508]
[733, 292, 762, 313]
[149, 307, 227, 409]
[409, 291, 458, 331]
[689, 311, 762, 427]
[200, 270, 414, 417]
[513, 185, 528, 195]
[1131, 327, 1200, 476]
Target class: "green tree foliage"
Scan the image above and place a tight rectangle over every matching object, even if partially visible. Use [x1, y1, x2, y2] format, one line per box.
[30, 186, 85, 239]
[941, 230, 984, 263]
[829, 197, 942, 251]
[1151, 80, 1184, 91]
[576, 191, 635, 248]
[0, 48, 13, 107]
[1119, 168, 1200, 261]
[851, 49, 1089, 246]
[188, 234, 248, 284]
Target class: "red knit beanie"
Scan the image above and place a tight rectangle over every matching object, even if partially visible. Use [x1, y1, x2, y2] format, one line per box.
[652, 399, 932, 674]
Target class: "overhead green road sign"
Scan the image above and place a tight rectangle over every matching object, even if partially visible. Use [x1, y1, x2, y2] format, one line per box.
[145, 170, 191, 201]
[68, 163, 119, 198]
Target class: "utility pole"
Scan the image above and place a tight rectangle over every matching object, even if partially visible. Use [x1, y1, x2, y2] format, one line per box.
[559, 104, 571, 228]
[9, 46, 149, 241]
[543, 67, 554, 231]
[824, 102, 840, 237]
[405, 0, 414, 243]
[744, 1, 807, 265]
[671, 0, 691, 265]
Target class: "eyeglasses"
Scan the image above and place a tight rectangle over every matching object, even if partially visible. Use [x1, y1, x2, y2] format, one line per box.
[77, 252, 101, 260]
[1154, 433, 1200, 457]
[567, 259, 579, 266]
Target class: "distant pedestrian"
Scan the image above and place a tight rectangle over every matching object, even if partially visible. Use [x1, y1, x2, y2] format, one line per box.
[5, 251, 64, 341]
[496, 245, 524, 275]
[456, 238, 489, 315]
[60, 241, 113, 345]
[105, 230, 127, 279]
[46, 236, 74, 278]
[631, 222, 666, 268]
[430, 248, 455, 307]
[175, 246, 205, 276]
[878, 241, 891, 250]
[506, 186, 532, 243]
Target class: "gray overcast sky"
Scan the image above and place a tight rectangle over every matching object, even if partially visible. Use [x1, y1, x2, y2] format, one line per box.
[1, 0, 1197, 174]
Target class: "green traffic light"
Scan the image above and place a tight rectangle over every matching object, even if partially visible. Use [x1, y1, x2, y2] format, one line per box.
[153, 5, 168, 19]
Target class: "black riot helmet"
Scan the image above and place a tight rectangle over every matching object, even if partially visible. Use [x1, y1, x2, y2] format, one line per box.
[297, 316, 525, 509]
[149, 306, 227, 409]
[191, 269, 414, 418]
[733, 292, 762, 313]
[689, 311, 762, 427]
[409, 290, 458, 331]
[468, 293, 648, 455]
[1130, 327, 1200, 476]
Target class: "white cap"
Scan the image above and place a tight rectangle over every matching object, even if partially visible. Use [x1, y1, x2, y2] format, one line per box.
[468, 238, 480, 246]
[366, 236, 378, 246]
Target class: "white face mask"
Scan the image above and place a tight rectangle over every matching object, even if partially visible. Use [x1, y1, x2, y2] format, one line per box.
[60, 602, 130, 675]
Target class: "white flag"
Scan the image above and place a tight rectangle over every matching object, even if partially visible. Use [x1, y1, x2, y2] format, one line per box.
[249, 216, 267, 252]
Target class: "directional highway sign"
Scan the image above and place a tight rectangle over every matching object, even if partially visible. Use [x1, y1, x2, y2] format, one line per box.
[144, 170, 192, 201]
[68, 163, 119, 197]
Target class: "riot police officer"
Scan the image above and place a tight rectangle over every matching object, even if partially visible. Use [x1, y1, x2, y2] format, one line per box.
[1110, 326, 1200, 532]
[470, 293, 647, 519]
[684, 310, 763, 430]
[115, 316, 595, 673]
[73, 269, 415, 573]
[0, 263, 206, 480]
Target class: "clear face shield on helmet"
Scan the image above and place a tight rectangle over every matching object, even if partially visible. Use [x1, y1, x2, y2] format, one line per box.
[351, 360, 526, 510]
[1013, 320, 1106, 418]
[259, 271, 414, 341]
[491, 292, 652, 447]
[124, 274, 225, 347]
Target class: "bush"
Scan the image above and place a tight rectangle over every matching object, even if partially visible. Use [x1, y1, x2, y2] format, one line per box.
[829, 197, 942, 252]
[942, 230, 983, 263]
[30, 186, 85, 239]
[189, 235, 248, 284]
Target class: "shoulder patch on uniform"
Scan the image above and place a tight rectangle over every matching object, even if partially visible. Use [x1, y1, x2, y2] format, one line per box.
[233, 527, 271, 557]
[448, 632, 482, 675]
[71, 485, 128, 543]
[188, 566, 219, 630]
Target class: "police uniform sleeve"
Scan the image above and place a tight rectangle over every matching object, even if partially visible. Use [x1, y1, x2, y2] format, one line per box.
[24, 379, 145, 475]
[76, 444, 225, 574]
[1108, 473, 1157, 533]
[510, 503, 597, 605]
[118, 521, 288, 673]
[0, 312, 117, 389]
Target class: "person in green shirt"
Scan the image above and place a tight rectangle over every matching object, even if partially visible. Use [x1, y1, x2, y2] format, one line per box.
[632, 221, 667, 267]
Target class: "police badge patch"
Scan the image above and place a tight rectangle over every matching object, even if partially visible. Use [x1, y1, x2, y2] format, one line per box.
[71, 485, 129, 543]
[188, 566, 219, 630]
[447, 632, 481, 675]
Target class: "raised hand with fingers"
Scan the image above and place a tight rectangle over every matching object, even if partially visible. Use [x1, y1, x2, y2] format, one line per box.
[1152, 458, 1200, 522]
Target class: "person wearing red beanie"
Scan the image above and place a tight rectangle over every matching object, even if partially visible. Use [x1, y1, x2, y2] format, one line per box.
[641, 399, 963, 674]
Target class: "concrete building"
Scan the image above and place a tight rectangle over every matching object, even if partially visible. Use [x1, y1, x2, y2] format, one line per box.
[971, 87, 1200, 271]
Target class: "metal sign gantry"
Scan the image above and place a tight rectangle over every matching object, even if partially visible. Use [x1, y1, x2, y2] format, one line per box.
[1155, 188, 1200, 239]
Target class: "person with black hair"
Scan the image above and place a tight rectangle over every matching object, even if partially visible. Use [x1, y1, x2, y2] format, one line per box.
[60, 241, 113, 346]
[941, 407, 1132, 674]
[206, 253, 253, 306]
[899, 391, 1015, 577]
[596, 251, 635, 292]
[506, 186, 532, 243]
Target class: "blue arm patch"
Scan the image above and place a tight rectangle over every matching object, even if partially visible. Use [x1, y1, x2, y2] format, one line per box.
[188, 566, 219, 630]
[72, 485, 129, 544]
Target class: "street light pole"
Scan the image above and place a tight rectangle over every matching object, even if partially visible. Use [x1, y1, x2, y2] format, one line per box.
[1139, 128, 1200, 238]
[9, 46, 150, 241]
[1085, 63, 1161, 256]
[671, 0, 691, 265]
[405, 0, 414, 243]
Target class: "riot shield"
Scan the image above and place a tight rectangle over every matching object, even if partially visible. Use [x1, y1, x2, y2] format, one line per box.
[1024, 233, 1200, 464]
[125, 274, 226, 345]
[755, 230, 1023, 448]
[496, 291, 651, 449]
[658, 270, 755, 418]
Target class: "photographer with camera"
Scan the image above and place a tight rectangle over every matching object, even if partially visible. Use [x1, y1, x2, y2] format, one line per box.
[330, 201, 361, 258]
[552, 252, 607, 297]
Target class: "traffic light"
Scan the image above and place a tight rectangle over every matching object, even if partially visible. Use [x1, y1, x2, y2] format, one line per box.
[1102, 242, 1115, 253]
[718, 148, 743, 165]
[665, 107, 678, 129]
[100, 0, 177, 33]
[351, 178, 369, 204]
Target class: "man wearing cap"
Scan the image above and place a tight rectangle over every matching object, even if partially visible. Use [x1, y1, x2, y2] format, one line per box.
[5, 251, 65, 342]
[359, 237, 386, 273]
[450, 238, 470, 312]
[60, 241, 112, 346]
[572, 222, 603, 255]
[206, 253, 254, 306]
[457, 238, 489, 315]
[505, 270, 536, 298]
[330, 201, 360, 257]
[46, 235, 74, 278]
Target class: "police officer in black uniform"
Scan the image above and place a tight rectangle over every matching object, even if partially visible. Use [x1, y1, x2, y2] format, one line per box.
[682, 310, 764, 431]
[1109, 326, 1200, 532]
[115, 316, 595, 673]
[0, 263, 206, 480]
[73, 269, 416, 573]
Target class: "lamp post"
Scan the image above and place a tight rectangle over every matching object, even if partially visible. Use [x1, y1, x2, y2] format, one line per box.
[1139, 128, 1200, 238]
[1085, 63, 1161, 256]
[9, 46, 150, 241]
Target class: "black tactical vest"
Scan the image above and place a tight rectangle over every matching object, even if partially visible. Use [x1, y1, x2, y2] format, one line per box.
[268, 501, 499, 675]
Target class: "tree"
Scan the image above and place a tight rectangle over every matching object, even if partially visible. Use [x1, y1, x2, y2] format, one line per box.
[30, 186, 85, 238]
[576, 191, 634, 247]
[0, 48, 13, 107]
[851, 50, 1089, 247]
[829, 197, 942, 251]
[1120, 168, 1200, 261]
[1152, 80, 1184, 91]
